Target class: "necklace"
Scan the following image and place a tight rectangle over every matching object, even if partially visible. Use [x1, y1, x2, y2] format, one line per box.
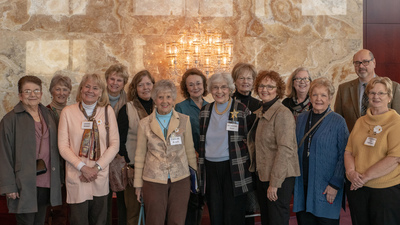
[156, 115, 171, 138]
[215, 98, 231, 115]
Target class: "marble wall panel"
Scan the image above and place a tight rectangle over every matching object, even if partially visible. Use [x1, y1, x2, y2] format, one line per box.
[0, 0, 362, 118]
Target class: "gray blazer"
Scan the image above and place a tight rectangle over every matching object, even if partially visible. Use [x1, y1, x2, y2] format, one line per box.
[0, 102, 62, 213]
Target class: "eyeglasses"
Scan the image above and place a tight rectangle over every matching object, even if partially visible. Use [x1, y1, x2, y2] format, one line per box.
[237, 77, 253, 82]
[21, 89, 41, 95]
[293, 78, 311, 83]
[368, 91, 388, 97]
[212, 85, 229, 91]
[353, 58, 374, 67]
[258, 84, 276, 91]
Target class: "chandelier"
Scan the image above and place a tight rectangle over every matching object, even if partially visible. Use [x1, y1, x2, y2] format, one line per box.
[165, 21, 233, 82]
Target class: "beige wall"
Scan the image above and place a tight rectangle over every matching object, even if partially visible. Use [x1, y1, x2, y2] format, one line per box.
[0, 0, 362, 117]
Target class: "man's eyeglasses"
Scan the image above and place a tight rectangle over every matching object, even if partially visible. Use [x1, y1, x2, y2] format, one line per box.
[353, 58, 374, 67]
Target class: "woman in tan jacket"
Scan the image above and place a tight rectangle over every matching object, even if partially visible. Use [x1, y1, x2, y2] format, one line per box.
[247, 70, 300, 225]
[134, 79, 197, 225]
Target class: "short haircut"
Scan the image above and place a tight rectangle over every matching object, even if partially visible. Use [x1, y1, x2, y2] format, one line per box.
[105, 64, 129, 85]
[76, 74, 109, 107]
[286, 67, 312, 98]
[366, 76, 393, 100]
[207, 73, 236, 94]
[254, 70, 286, 99]
[18, 75, 42, 93]
[231, 62, 257, 82]
[180, 68, 208, 99]
[309, 77, 335, 99]
[127, 70, 155, 101]
[151, 79, 177, 101]
[49, 71, 72, 93]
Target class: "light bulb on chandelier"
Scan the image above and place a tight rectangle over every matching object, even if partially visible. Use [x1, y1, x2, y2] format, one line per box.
[165, 21, 233, 84]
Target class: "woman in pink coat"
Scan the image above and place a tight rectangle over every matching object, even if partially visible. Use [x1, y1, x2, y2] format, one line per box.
[58, 73, 119, 225]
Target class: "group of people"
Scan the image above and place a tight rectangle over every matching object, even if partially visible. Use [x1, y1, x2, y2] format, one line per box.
[0, 48, 399, 225]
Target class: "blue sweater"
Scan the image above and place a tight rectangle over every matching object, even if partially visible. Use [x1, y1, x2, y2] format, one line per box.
[293, 109, 349, 219]
[175, 98, 208, 153]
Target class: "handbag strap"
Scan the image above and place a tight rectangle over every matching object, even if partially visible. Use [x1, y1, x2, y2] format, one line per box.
[298, 110, 332, 148]
[105, 104, 110, 148]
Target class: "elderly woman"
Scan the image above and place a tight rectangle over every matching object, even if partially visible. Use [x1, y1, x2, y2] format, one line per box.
[0, 75, 62, 224]
[247, 70, 299, 225]
[283, 67, 313, 119]
[58, 74, 119, 225]
[345, 77, 400, 225]
[198, 73, 253, 225]
[231, 62, 261, 225]
[175, 68, 208, 225]
[117, 70, 155, 225]
[45, 72, 72, 224]
[134, 79, 197, 225]
[231, 62, 261, 127]
[47, 72, 72, 120]
[293, 77, 349, 225]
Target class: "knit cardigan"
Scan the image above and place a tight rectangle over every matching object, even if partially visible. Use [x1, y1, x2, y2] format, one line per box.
[293, 109, 349, 219]
[198, 99, 253, 197]
[346, 109, 400, 188]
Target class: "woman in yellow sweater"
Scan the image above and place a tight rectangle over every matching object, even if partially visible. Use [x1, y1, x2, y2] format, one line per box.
[344, 77, 400, 225]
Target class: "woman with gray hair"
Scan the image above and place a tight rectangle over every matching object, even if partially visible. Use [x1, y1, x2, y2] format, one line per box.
[134, 79, 197, 225]
[345, 77, 400, 225]
[283, 67, 313, 120]
[198, 73, 253, 225]
[47, 71, 72, 120]
[293, 77, 349, 225]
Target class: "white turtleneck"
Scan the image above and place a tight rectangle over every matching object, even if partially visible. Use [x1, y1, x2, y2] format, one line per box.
[82, 101, 97, 117]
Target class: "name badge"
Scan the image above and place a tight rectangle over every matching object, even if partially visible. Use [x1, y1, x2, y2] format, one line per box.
[364, 137, 377, 147]
[82, 121, 93, 129]
[170, 136, 182, 145]
[226, 120, 239, 131]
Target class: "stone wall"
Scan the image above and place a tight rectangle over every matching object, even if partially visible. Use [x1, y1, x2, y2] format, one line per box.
[0, 0, 362, 117]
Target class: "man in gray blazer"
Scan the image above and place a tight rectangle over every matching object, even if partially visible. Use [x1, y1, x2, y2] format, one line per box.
[335, 49, 400, 132]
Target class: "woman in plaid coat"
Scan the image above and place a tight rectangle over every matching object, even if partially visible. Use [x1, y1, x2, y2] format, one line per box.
[198, 73, 253, 225]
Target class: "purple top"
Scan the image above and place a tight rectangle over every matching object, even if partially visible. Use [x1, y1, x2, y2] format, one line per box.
[35, 111, 51, 188]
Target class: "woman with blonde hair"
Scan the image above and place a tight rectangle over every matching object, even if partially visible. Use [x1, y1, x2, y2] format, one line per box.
[58, 73, 119, 225]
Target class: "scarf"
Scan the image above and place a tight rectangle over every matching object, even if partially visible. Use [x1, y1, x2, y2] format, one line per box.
[49, 100, 67, 119]
[289, 96, 312, 117]
[112, 90, 127, 117]
[79, 102, 100, 161]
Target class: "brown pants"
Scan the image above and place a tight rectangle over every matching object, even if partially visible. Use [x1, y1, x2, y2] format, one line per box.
[125, 185, 141, 225]
[142, 177, 190, 225]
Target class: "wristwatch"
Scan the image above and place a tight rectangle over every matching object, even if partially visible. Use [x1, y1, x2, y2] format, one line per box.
[95, 164, 102, 171]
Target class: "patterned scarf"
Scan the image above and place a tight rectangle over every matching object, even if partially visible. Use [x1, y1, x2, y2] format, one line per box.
[79, 102, 100, 161]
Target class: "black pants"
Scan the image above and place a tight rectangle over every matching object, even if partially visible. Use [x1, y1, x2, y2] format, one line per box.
[346, 179, 400, 225]
[185, 192, 204, 225]
[205, 160, 247, 225]
[296, 211, 339, 225]
[16, 187, 50, 225]
[256, 176, 294, 225]
[69, 195, 108, 225]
